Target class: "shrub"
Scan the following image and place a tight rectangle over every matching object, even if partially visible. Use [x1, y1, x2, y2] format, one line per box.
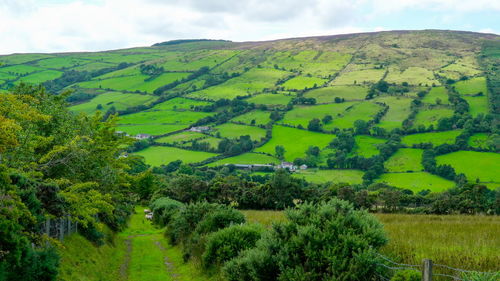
[150, 197, 183, 226]
[223, 198, 387, 281]
[391, 270, 421, 281]
[202, 224, 263, 269]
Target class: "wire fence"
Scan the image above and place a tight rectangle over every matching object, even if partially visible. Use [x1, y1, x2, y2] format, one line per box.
[376, 254, 500, 281]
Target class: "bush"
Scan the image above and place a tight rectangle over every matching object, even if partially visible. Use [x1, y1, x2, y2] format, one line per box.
[202, 224, 263, 269]
[391, 270, 421, 281]
[223, 198, 388, 281]
[150, 197, 183, 226]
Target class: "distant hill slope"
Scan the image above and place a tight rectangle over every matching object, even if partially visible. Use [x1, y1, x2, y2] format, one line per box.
[1, 30, 499, 190]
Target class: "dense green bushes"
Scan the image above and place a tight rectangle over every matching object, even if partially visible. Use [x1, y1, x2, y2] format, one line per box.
[223, 199, 387, 281]
[150, 197, 183, 226]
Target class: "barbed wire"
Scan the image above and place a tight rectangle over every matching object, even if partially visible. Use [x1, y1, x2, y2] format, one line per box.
[376, 254, 420, 268]
[434, 263, 499, 275]
[433, 273, 465, 281]
[377, 263, 420, 272]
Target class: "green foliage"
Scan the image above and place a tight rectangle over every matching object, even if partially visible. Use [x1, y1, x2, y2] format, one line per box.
[150, 197, 184, 226]
[202, 224, 263, 268]
[390, 270, 421, 281]
[224, 199, 388, 281]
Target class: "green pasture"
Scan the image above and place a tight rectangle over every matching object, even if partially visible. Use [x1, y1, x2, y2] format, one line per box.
[352, 135, 385, 157]
[71, 61, 115, 72]
[384, 148, 424, 172]
[134, 146, 217, 166]
[329, 102, 382, 130]
[422, 86, 450, 104]
[155, 131, 206, 144]
[412, 108, 454, 128]
[280, 102, 355, 129]
[401, 130, 462, 146]
[0, 64, 44, 75]
[15, 70, 63, 84]
[332, 68, 386, 85]
[436, 151, 500, 183]
[206, 153, 279, 167]
[304, 85, 368, 103]
[376, 172, 455, 193]
[70, 92, 158, 114]
[386, 67, 439, 86]
[160, 50, 236, 71]
[254, 125, 335, 161]
[454, 77, 488, 95]
[151, 97, 211, 111]
[374, 96, 413, 131]
[293, 169, 364, 184]
[231, 110, 272, 126]
[281, 75, 328, 90]
[464, 96, 489, 116]
[213, 123, 267, 140]
[191, 136, 222, 150]
[245, 93, 293, 105]
[0, 53, 54, 65]
[118, 110, 212, 126]
[35, 56, 90, 69]
[187, 68, 289, 100]
[116, 124, 187, 136]
[468, 133, 490, 149]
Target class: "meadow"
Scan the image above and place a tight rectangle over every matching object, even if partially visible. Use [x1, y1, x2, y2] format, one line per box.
[293, 169, 365, 184]
[454, 76, 488, 95]
[280, 102, 356, 129]
[70, 91, 158, 114]
[134, 146, 217, 166]
[384, 148, 424, 172]
[116, 124, 187, 136]
[386, 66, 439, 86]
[245, 93, 294, 105]
[353, 135, 385, 157]
[15, 70, 63, 84]
[401, 130, 462, 146]
[230, 110, 272, 126]
[332, 68, 386, 85]
[155, 131, 207, 144]
[187, 68, 290, 100]
[206, 152, 279, 167]
[376, 172, 455, 192]
[281, 75, 328, 90]
[468, 133, 490, 149]
[436, 151, 500, 183]
[374, 96, 413, 131]
[213, 123, 267, 140]
[421, 86, 450, 105]
[118, 110, 213, 126]
[412, 108, 454, 128]
[255, 125, 335, 161]
[329, 102, 382, 129]
[151, 97, 212, 111]
[304, 85, 368, 103]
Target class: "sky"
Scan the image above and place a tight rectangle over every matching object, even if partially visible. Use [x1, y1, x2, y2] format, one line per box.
[0, 0, 498, 54]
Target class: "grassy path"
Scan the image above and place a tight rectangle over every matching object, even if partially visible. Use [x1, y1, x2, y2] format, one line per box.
[118, 207, 215, 281]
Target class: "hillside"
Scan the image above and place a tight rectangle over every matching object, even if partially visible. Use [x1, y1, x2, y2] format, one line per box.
[1, 29, 499, 191]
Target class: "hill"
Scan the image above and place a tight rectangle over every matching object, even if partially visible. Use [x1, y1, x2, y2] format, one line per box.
[1, 29, 499, 191]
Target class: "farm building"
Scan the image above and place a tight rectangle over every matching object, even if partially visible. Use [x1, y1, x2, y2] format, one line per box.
[135, 133, 151, 140]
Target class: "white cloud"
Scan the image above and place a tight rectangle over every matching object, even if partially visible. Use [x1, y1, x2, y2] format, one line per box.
[0, 0, 497, 54]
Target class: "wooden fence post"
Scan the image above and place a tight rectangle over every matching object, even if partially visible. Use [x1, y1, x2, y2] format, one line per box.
[422, 259, 433, 281]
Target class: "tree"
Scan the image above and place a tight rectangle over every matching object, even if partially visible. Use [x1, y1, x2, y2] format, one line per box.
[354, 119, 369, 134]
[322, 115, 333, 124]
[275, 145, 285, 160]
[307, 118, 322, 132]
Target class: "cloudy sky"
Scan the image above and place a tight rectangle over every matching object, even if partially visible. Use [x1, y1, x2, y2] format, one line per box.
[0, 0, 498, 54]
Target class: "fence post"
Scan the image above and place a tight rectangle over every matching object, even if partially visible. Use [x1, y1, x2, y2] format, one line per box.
[422, 259, 433, 281]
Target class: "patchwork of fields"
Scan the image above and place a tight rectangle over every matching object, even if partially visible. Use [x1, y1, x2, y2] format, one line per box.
[1, 30, 498, 193]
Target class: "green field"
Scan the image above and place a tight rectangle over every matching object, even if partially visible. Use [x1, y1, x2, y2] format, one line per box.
[281, 75, 328, 90]
[0, 64, 44, 75]
[155, 131, 206, 144]
[454, 77, 488, 95]
[134, 146, 217, 166]
[304, 85, 368, 103]
[151, 97, 211, 111]
[412, 108, 454, 128]
[116, 124, 187, 136]
[15, 70, 63, 84]
[213, 123, 267, 140]
[422, 86, 450, 104]
[207, 153, 279, 166]
[353, 135, 386, 157]
[385, 148, 424, 172]
[231, 110, 271, 126]
[386, 67, 439, 86]
[118, 110, 213, 126]
[78, 72, 190, 93]
[187, 68, 290, 100]
[280, 102, 355, 129]
[374, 96, 413, 131]
[376, 172, 455, 192]
[436, 151, 500, 183]
[71, 92, 158, 114]
[329, 102, 382, 129]
[332, 68, 386, 85]
[35, 56, 90, 69]
[464, 96, 489, 116]
[245, 93, 294, 105]
[293, 169, 364, 184]
[401, 130, 462, 146]
[255, 125, 335, 161]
